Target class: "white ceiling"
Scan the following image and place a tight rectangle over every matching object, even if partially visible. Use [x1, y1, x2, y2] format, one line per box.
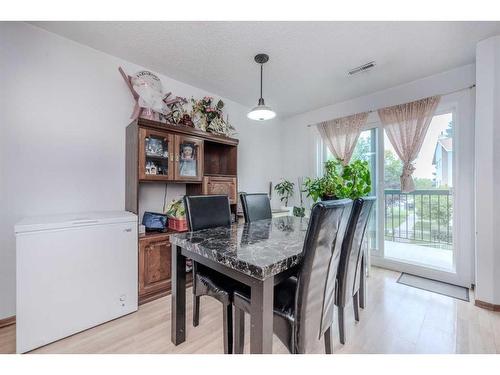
[32, 21, 500, 117]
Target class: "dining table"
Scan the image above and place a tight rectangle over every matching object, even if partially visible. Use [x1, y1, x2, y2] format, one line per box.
[169, 215, 309, 354]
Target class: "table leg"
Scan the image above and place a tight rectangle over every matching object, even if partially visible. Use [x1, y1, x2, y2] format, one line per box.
[250, 276, 274, 354]
[359, 253, 366, 309]
[171, 245, 186, 345]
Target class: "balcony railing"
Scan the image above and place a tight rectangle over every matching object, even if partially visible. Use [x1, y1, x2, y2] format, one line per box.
[384, 189, 453, 249]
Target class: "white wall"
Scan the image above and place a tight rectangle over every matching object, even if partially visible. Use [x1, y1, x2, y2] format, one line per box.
[0, 22, 282, 319]
[474, 35, 500, 305]
[279, 64, 476, 286]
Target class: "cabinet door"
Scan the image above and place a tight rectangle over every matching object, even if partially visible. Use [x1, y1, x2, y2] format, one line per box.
[173, 135, 204, 182]
[139, 128, 174, 181]
[203, 176, 237, 204]
[139, 236, 171, 299]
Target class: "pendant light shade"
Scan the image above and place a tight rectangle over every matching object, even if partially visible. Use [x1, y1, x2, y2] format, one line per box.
[247, 99, 276, 121]
[248, 54, 276, 121]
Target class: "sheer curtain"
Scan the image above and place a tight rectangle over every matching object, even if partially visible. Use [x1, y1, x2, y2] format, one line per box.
[316, 112, 369, 166]
[378, 96, 441, 193]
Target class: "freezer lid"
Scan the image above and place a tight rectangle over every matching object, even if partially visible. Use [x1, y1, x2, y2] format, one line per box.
[15, 211, 138, 233]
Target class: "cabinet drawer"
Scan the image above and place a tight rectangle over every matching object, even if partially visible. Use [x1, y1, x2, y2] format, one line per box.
[203, 176, 237, 204]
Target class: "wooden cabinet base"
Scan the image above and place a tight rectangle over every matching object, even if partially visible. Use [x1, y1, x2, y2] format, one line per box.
[139, 273, 192, 305]
[139, 233, 171, 301]
[139, 233, 193, 305]
[139, 289, 171, 305]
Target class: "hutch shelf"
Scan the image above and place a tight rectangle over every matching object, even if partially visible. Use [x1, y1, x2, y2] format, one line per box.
[126, 118, 239, 304]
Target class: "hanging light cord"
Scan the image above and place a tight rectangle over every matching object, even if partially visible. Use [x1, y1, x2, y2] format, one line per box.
[260, 64, 263, 100]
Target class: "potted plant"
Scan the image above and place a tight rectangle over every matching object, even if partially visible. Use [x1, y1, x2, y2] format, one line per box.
[341, 159, 372, 199]
[303, 159, 371, 202]
[274, 179, 294, 212]
[165, 199, 188, 231]
[293, 177, 306, 217]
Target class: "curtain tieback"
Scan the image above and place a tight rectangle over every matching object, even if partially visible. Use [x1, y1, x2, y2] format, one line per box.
[400, 162, 416, 193]
[401, 162, 415, 177]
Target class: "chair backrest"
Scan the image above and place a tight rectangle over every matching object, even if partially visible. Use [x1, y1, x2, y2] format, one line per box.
[240, 193, 272, 222]
[294, 198, 352, 353]
[336, 197, 376, 307]
[183, 195, 232, 231]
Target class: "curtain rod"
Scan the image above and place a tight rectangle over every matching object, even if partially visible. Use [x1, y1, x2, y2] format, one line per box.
[306, 84, 476, 128]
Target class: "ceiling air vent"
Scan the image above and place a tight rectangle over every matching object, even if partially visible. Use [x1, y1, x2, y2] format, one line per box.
[348, 61, 376, 75]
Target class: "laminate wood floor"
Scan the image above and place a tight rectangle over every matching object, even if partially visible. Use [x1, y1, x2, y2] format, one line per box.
[2, 267, 500, 354]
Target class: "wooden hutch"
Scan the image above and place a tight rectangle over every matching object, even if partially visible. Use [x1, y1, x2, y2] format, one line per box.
[126, 118, 239, 304]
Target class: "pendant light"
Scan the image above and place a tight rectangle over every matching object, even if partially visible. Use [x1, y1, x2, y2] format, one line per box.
[247, 53, 276, 121]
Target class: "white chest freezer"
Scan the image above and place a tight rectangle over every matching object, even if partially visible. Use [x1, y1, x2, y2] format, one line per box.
[15, 211, 138, 353]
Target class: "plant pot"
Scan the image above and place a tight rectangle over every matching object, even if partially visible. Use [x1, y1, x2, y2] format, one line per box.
[168, 217, 188, 232]
[321, 195, 339, 201]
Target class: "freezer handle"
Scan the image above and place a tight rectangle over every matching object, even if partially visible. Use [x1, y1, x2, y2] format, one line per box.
[71, 220, 100, 226]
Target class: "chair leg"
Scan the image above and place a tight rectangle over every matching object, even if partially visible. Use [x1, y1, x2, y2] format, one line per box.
[338, 305, 345, 345]
[359, 254, 366, 309]
[193, 294, 200, 327]
[353, 292, 360, 322]
[324, 326, 333, 354]
[234, 307, 245, 354]
[222, 303, 233, 354]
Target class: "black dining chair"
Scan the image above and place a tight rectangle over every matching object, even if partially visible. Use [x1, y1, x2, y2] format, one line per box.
[232, 198, 352, 354]
[183, 194, 240, 354]
[240, 193, 272, 222]
[335, 196, 375, 345]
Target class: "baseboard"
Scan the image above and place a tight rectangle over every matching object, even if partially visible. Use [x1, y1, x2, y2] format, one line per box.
[475, 299, 500, 311]
[0, 315, 15, 329]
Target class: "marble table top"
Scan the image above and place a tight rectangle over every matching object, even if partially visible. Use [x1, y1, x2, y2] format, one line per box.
[170, 216, 310, 280]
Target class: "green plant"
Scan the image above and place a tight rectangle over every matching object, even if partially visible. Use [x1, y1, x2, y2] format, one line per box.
[303, 159, 344, 202]
[293, 177, 306, 217]
[342, 159, 372, 199]
[274, 179, 294, 206]
[165, 199, 185, 218]
[293, 206, 305, 217]
[303, 159, 371, 202]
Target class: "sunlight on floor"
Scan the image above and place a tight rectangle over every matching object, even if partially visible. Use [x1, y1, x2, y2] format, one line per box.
[384, 240, 453, 270]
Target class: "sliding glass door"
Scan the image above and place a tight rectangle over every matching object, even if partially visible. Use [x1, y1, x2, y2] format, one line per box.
[383, 112, 454, 271]
[370, 107, 470, 287]
[321, 101, 472, 286]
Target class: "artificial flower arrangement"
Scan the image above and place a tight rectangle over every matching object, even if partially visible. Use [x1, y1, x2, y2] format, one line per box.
[191, 96, 236, 137]
[119, 68, 236, 137]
